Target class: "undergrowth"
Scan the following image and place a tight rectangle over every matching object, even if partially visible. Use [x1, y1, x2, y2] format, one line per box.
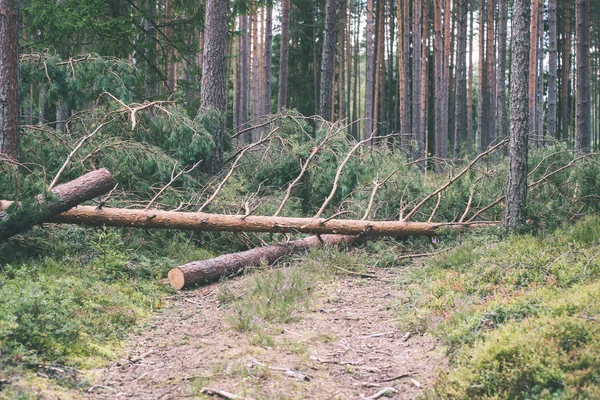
[396, 216, 600, 398]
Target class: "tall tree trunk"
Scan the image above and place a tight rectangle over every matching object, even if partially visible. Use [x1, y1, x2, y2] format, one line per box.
[143, 0, 159, 97]
[561, 2, 572, 142]
[412, 0, 423, 162]
[443, 0, 452, 158]
[504, 0, 531, 231]
[434, 0, 444, 163]
[352, 1, 361, 139]
[0, 0, 18, 161]
[346, 0, 353, 134]
[373, 0, 385, 140]
[199, 0, 229, 173]
[263, 3, 273, 116]
[467, 0, 474, 157]
[496, 0, 508, 140]
[486, 0, 496, 144]
[575, 0, 591, 152]
[536, 6, 544, 146]
[313, 2, 319, 116]
[319, 0, 338, 121]
[251, 8, 261, 142]
[277, 0, 290, 111]
[232, 21, 239, 133]
[400, 0, 411, 151]
[364, 0, 375, 140]
[239, 15, 250, 140]
[454, 0, 468, 157]
[529, 0, 540, 142]
[477, 0, 487, 153]
[420, 0, 429, 158]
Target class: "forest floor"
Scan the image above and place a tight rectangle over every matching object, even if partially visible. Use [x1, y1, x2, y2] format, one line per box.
[85, 265, 446, 400]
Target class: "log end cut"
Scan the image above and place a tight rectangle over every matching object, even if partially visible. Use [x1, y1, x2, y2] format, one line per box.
[168, 267, 186, 290]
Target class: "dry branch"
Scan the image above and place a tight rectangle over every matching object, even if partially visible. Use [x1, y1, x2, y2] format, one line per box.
[168, 234, 359, 289]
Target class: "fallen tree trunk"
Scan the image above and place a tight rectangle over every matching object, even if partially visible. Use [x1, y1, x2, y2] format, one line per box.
[0, 169, 114, 242]
[168, 234, 359, 289]
[0, 203, 497, 237]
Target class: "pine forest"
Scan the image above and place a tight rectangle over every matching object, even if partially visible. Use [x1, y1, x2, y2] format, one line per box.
[1, 0, 600, 398]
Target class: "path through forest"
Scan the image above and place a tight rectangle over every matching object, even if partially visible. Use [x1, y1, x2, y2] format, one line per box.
[87, 267, 446, 399]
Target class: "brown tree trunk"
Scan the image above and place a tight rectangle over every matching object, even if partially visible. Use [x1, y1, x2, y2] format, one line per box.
[0, 204, 497, 238]
[364, 0, 375, 140]
[529, 0, 540, 142]
[0, 169, 114, 242]
[352, 2, 361, 139]
[477, 0, 487, 153]
[168, 235, 359, 289]
[239, 14, 250, 140]
[486, 0, 496, 144]
[200, 0, 229, 172]
[412, 0, 423, 162]
[277, 0, 290, 111]
[454, 0, 468, 157]
[504, 0, 531, 230]
[400, 0, 411, 151]
[434, 0, 444, 163]
[467, 0, 474, 157]
[263, 4, 273, 116]
[420, 0, 429, 158]
[0, 0, 19, 161]
[373, 0, 385, 140]
[561, 2, 571, 142]
[251, 8, 261, 142]
[443, 0, 452, 157]
[575, 0, 591, 152]
[319, 0, 338, 121]
[496, 0, 508, 140]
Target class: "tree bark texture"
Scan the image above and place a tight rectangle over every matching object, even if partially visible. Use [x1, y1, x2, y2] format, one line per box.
[504, 0, 530, 230]
[0, 169, 114, 242]
[495, 0, 508, 140]
[412, 0, 423, 161]
[528, 0, 540, 141]
[200, 0, 229, 172]
[263, 4, 273, 116]
[434, 0, 444, 163]
[454, 0, 468, 157]
[575, 0, 591, 153]
[486, 0, 496, 144]
[319, 0, 338, 121]
[239, 15, 250, 140]
[477, 0, 487, 153]
[400, 0, 411, 151]
[548, 0, 557, 140]
[364, 0, 375, 140]
[277, 0, 290, 111]
[0, 0, 19, 161]
[0, 204, 498, 238]
[561, 3, 571, 142]
[467, 0, 474, 157]
[168, 235, 359, 289]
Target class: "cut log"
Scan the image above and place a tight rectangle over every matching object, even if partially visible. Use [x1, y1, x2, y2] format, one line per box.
[0, 169, 114, 242]
[0, 203, 498, 237]
[168, 234, 358, 289]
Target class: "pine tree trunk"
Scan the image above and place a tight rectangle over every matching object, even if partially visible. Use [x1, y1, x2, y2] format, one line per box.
[562, 3, 572, 142]
[143, 0, 159, 97]
[346, 0, 353, 134]
[373, 0, 385, 140]
[199, 0, 229, 173]
[420, 0, 429, 159]
[0, 169, 114, 242]
[444, 0, 453, 156]
[313, 2, 319, 116]
[319, 0, 338, 121]
[352, 2, 360, 139]
[496, 0, 508, 140]
[277, 0, 290, 111]
[0, 0, 19, 161]
[467, 0, 474, 157]
[477, 0, 487, 153]
[364, 0, 375, 140]
[263, 4, 273, 117]
[529, 0, 540, 141]
[239, 15, 250, 140]
[251, 8, 261, 142]
[453, 0, 468, 157]
[504, 0, 531, 231]
[412, 0, 423, 162]
[575, 0, 591, 152]
[400, 0, 411, 151]
[434, 0, 444, 163]
[486, 0, 496, 144]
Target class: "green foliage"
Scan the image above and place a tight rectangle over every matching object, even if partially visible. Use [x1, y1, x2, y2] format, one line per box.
[396, 216, 600, 398]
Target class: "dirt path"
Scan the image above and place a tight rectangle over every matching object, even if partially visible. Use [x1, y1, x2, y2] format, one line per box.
[87, 268, 446, 399]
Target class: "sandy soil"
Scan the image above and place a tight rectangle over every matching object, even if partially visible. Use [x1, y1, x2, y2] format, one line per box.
[86, 268, 446, 400]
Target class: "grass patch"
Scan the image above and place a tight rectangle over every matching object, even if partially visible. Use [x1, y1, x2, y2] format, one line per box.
[398, 216, 600, 398]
